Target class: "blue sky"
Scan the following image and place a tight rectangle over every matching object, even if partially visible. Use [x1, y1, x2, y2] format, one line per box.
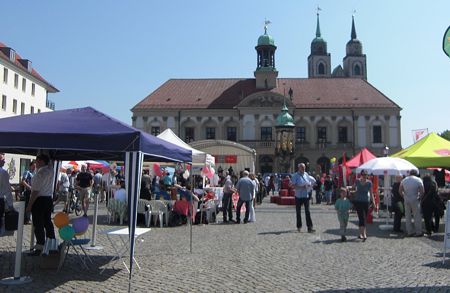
[1, 1, 449, 148]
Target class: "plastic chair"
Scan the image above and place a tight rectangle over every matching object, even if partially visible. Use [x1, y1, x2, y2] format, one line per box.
[59, 238, 93, 271]
[149, 200, 168, 227]
[137, 199, 151, 227]
[107, 199, 117, 224]
[116, 201, 128, 225]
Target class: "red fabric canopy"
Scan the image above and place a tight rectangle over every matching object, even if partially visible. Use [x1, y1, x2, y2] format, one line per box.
[345, 148, 377, 168]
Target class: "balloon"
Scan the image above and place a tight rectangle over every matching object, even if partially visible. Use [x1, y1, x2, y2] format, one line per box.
[59, 225, 75, 241]
[71, 216, 89, 235]
[182, 170, 190, 179]
[330, 157, 336, 163]
[212, 174, 219, 186]
[210, 167, 215, 175]
[54, 212, 69, 228]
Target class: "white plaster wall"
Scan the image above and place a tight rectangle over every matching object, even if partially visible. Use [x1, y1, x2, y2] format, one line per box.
[357, 115, 366, 147]
[243, 114, 255, 139]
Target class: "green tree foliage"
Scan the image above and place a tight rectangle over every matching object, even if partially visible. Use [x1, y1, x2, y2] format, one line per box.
[439, 130, 450, 141]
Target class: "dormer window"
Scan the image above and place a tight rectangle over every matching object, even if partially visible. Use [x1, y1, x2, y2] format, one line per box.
[9, 49, 15, 61]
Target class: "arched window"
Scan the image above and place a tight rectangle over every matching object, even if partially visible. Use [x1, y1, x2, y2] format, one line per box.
[353, 64, 361, 75]
[317, 156, 330, 174]
[318, 63, 325, 75]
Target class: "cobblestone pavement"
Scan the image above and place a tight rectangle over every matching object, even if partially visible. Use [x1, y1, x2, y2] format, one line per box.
[1, 198, 449, 292]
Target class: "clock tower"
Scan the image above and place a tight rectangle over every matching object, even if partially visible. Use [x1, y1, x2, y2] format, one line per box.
[343, 15, 367, 79]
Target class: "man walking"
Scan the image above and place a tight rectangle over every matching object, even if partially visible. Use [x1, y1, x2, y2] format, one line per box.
[400, 169, 424, 237]
[291, 163, 315, 233]
[76, 164, 93, 216]
[235, 170, 255, 224]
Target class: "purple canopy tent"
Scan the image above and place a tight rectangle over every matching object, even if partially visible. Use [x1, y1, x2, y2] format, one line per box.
[0, 107, 191, 289]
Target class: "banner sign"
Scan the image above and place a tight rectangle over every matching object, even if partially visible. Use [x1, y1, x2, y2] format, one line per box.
[412, 128, 428, 143]
[224, 155, 237, 164]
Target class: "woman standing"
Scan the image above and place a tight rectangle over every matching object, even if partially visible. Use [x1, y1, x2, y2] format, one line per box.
[352, 170, 374, 241]
[421, 175, 441, 236]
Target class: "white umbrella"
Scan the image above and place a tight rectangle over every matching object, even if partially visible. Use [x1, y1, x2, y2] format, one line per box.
[356, 157, 418, 231]
[356, 157, 418, 176]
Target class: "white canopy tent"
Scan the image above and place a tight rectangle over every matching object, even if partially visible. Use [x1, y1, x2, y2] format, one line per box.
[157, 129, 215, 166]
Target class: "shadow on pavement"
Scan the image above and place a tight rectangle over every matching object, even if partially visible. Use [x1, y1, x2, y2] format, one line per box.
[257, 230, 296, 236]
[318, 286, 450, 292]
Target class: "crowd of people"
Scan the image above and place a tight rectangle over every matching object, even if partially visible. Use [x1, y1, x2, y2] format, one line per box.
[0, 153, 447, 255]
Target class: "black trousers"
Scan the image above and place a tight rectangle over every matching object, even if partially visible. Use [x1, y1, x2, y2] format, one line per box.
[31, 197, 55, 247]
[422, 203, 440, 233]
[236, 199, 250, 223]
[295, 197, 313, 229]
[23, 189, 31, 222]
[222, 192, 233, 221]
[392, 201, 403, 231]
[0, 198, 4, 232]
[354, 201, 369, 227]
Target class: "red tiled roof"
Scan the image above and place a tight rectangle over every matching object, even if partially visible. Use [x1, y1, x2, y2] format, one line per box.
[0, 42, 58, 93]
[133, 78, 400, 110]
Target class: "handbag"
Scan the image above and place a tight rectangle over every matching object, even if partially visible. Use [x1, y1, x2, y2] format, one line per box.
[5, 209, 19, 231]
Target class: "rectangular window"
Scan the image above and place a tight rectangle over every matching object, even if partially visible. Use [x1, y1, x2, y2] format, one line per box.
[30, 106, 34, 114]
[22, 78, 26, 92]
[31, 83, 35, 96]
[206, 127, 216, 139]
[20, 102, 25, 115]
[373, 125, 382, 143]
[1, 95, 6, 110]
[14, 74, 18, 88]
[3, 68, 7, 84]
[12, 99, 17, 113]
[317, 127, 327, 142]
[261, 127, 272, 141]
[185, 127, 194, 143]
[296, 127, 306, 142]
[150, 126, 160, 136]
[226, 127, 237, 141]
[338, 126, 348, 143]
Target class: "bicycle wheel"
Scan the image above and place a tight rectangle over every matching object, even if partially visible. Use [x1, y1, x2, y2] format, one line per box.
[74, 197, 82, 216]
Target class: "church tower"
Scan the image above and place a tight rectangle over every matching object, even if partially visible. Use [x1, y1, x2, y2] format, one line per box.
[308, 12, 331, 78]
[254, 21, 278, 89]
[343, 15, 367, 79]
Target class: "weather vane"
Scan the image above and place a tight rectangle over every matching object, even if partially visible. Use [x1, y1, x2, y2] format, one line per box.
[352, 9, 357, 17]
[264, 18, 271, 34]
[317, 6, 322, 15]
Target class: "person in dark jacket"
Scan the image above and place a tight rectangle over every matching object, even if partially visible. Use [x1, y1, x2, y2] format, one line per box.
[421, 175, 441, 235]
[391, 175, 404, 233]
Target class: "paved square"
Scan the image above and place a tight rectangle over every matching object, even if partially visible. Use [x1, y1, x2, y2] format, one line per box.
[1, 199, 449, 292]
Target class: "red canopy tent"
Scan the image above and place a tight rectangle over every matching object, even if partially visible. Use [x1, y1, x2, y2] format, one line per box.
[346, 148, 377, 168]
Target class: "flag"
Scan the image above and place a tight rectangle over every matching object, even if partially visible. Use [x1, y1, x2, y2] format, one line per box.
[412, 129, 428, 143]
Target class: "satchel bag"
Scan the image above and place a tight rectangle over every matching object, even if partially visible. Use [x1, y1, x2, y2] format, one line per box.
[5, 209, 19, 231]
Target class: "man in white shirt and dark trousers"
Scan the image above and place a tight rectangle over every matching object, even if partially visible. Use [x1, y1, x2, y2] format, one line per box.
[26, 154, 56, 256]
[0, 153, 14, 236]
[291, 163, 316, 233]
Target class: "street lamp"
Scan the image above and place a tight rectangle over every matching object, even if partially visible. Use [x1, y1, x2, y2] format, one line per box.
[383, 145, 390, 157]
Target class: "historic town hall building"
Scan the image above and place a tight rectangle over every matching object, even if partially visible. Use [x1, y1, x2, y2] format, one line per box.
[132, 15, 402, 174]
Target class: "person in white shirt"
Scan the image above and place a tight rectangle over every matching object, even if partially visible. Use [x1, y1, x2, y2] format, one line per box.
[400, 169, 424, 237]
[26, 154, 56, 256]
[114, 179, 127, 202]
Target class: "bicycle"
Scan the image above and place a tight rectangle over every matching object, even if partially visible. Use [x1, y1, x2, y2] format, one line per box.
[67, 188, 82, 216]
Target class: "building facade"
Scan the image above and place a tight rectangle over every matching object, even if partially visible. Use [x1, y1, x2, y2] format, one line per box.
[131, 15, 402, 175]
[0, 42, 58, 183]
